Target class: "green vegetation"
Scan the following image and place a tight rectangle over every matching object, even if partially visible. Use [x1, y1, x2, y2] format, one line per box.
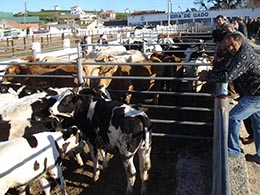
[27, 10, 71, 22]
[116, 13, 130, 20]
[26, 10, 129, 23]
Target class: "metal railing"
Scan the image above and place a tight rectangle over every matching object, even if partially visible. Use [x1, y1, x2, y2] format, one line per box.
[0, 33, 229, 195]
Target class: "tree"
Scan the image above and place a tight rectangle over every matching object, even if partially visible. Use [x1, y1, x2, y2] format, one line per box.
[247, 0, 260, 7]
[194, 0, 248, 10]
[194, 0, 209, 10]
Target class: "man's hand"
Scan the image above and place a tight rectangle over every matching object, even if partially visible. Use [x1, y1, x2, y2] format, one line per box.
[198, 70, 208, 81]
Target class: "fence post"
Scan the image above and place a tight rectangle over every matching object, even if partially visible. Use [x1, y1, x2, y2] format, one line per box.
[23, 37, 26, 50]
[142, 41, 146, 53]
[211, 83, 230, 195]
[76, 57, 84, 87]
[63, 39, 70, 49]
[87, 36, 93, 51]
[31, 42, 41, 59]
[11, 40, 14, 56]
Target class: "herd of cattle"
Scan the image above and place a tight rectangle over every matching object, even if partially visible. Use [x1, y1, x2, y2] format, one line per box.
[0, 35, 215, 195]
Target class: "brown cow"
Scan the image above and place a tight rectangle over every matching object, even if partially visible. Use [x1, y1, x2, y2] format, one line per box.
[92, 57, 164, 104]
[2, 56, 99, 88]
[2, 64, 82, 88]
[150, 51, 184, 91]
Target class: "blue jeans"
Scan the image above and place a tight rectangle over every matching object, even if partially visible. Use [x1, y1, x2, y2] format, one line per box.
[228, 96, 260, 157]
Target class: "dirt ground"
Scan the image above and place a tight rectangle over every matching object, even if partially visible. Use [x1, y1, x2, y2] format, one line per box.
[6, 136, 212, 195]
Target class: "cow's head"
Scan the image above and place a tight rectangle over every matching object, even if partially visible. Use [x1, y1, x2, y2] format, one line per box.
[20, 55, 40, 62]
[49, 87, 110, 118]
[49, 88, 77, 118]
[60, 125, 84, 156]
[90, 65, 118, 89]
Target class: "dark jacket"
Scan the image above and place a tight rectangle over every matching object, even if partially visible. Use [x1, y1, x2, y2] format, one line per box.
[207, 42, 260, 96]
[80, 38, 88, 51]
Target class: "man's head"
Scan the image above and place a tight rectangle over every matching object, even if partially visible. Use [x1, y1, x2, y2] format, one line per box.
[224, 23, 236, 33]
[215, 15, 225, 26]
[224, 32, 244, 55]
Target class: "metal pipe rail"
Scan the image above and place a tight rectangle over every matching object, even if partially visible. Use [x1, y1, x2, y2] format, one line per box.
[211, 93, 230, 195]
[152, 133, 212, 140]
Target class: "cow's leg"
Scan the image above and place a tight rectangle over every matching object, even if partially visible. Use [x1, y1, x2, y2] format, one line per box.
[48, 164, 67, 195]
[99, 149, 109, 170]
[74, 150, 84, 167]
[88, 141, 100, 182]
[121, 154, 136, 195]
[16, 185, 27, 195]
[137, 142, 152, 195]
[39, 177, 51, 195]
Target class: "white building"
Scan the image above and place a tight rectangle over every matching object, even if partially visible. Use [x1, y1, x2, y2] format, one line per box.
[127, 8, 260, 28]
[70, 6, 86, 16]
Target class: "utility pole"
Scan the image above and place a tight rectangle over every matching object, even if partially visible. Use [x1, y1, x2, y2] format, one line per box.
[24, 0, 27, 29]
[167, 0, 171, 39]
[167, 0, 171, 26]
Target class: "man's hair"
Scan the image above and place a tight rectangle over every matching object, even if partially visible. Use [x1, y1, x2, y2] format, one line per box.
[216, 15, 224, 20]
[224, 31, 245, 43]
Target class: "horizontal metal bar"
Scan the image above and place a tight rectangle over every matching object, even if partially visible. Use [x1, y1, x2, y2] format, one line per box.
[108, 89, 214, 97]
[83, 75, 202, 81]
[1, 74, 75, 78]
[134, 104, 214, 112]
[152, 133, 213, 140]
[150, 119, 213, 126]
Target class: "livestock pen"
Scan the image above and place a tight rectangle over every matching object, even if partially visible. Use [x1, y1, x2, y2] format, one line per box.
[0, 33, 231, 195]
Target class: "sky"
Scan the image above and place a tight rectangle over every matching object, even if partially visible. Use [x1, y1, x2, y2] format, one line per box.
[0, 0, 202, 13]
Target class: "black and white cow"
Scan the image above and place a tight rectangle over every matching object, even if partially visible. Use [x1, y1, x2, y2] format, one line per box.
[0, 87, 85, 167]
[0, 83, 42, 98]
[0, 91, 60, 141]
[49, 88, 152, 195]
[0, 126, 83, 195]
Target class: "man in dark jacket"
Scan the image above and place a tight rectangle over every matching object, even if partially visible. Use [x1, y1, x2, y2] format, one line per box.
[237, 17, 248, 38]
[80, 36, 88, 58]
[198, 32, 260, 164]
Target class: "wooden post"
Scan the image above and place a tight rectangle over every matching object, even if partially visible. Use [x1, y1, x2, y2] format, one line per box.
[41, 37, 43, 48]
[61, 33, 65, 40]
[23, 37, 27, 50]
[6, 38, 9, 47]
[11, 40, 14, 56]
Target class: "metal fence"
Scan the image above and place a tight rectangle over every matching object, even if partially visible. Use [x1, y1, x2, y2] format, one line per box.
[0, 32, 230, 195]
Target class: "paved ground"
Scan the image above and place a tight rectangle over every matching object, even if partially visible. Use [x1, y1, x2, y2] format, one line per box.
[241, 128, 260, 195]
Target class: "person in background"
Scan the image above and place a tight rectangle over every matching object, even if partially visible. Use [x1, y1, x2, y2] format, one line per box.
[231, 19, 239, 30]
[237, 17, 248, 38]
[80, 35, 88, 58]
[215, 15, 229, 30]
[98, 34, 108, 45]
[198, 32, 260, 164]
[224, 23, 237, 33]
